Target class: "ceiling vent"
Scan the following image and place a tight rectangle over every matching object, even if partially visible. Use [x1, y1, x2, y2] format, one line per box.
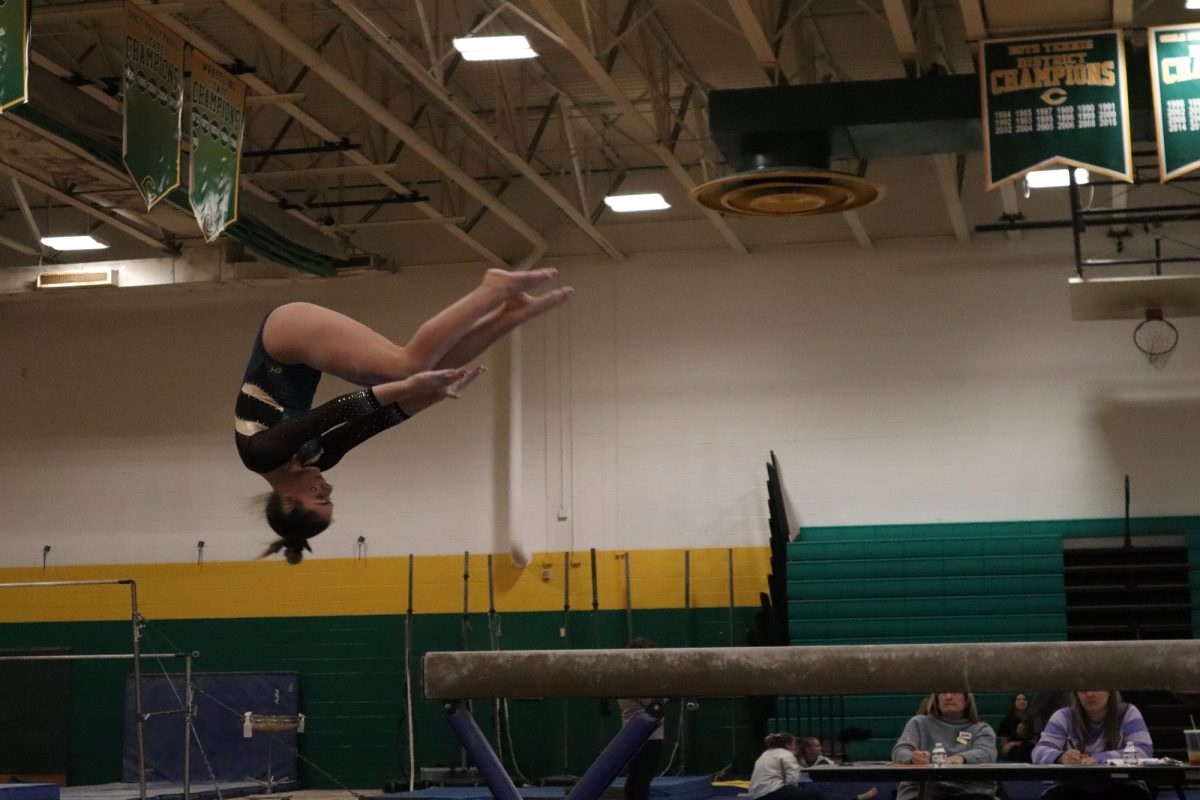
[36, 268, 119, 289]
[692, 108, 885, 217]
[690, 166, 882, 216]
[695, 77, 986, 217]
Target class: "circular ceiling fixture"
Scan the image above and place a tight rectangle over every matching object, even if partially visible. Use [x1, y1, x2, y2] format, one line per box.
[690, 167, 883, 217]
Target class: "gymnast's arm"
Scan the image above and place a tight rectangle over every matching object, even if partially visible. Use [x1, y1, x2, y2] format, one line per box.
[240, 387, 382, 472]
[313, 368, 481, 470]
[314, 403, 410, 471]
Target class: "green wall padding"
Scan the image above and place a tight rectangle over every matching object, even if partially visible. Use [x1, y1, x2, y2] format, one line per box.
[0, 607, 761, 788]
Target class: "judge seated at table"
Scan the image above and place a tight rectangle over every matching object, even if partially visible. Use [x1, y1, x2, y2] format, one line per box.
[891, 691, 998, 800]
[1031, 690, 1153, 800]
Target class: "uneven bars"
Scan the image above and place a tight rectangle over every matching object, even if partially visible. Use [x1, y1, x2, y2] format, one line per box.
[0, 576, 150, 800]
[0, 652, 191, 661]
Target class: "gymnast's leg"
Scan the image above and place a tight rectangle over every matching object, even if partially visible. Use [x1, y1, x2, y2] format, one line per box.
[262, 268, 564, 385]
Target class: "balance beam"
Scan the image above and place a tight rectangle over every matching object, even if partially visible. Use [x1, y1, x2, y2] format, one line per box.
[423, 640, 1200, 699]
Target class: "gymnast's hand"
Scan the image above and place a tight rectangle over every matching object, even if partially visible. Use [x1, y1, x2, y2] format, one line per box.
[372, 367, 484, 406]
[447, 365, 487, 398]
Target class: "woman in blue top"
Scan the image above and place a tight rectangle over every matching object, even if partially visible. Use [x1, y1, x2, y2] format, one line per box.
[235, 267, 571, 562]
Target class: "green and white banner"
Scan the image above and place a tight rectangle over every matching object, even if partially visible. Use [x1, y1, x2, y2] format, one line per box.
[0, 0, 32, 112]
[122, 1, 184, 210]
[981, 30, 1132, 188]
[188, 48, 245, 243]
[1149, 23, 1200, 181]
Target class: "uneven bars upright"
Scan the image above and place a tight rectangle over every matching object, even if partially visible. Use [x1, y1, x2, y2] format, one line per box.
[0, 578, 150, 800]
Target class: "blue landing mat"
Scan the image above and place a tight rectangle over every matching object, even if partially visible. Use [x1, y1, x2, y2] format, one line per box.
[383, 790, 565, 799]
[383, 775, 720, 800]
[0, 785, 59, 800]
[59, 781, 289, 800]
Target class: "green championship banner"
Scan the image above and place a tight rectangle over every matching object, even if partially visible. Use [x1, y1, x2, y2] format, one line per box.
[981, 30, 1132, 188]
[123, 1, 184, 210]
[188, 48, 245, 243]
[0, 0, 32, 111]
[1149, 23, 1200, 181]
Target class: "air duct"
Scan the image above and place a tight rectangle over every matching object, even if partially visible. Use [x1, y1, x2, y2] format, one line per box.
[36, 267, 119, 289]
[694, 75, 984, 217]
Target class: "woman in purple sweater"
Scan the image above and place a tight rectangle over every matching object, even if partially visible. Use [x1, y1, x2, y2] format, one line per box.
[1031, 690, 1153, 800]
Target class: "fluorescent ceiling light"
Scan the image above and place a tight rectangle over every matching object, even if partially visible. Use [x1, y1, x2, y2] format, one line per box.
[452, 35, 537, 61]
[1025, 168, 1089, 189]
[603, 193, 670, 212]
[40, 235, 109, 251]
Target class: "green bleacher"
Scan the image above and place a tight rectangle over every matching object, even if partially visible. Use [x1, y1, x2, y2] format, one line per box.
[776, 516, 1200, 760]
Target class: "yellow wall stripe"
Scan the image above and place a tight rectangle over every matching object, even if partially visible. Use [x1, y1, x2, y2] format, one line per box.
[0, 546, 771, 623]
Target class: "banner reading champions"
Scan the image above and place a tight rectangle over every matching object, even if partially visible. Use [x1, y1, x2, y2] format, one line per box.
[0, 0, 32, 112]
[981, 30, 1132, 188]
[188, 48, 245, 243]
[123, 1, 184, 210]
[1149, 23, 1200, 181]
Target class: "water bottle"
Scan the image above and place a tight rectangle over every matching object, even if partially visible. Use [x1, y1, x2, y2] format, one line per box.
[931, 742, 947, 767]
[1123, 742, 1138, 765]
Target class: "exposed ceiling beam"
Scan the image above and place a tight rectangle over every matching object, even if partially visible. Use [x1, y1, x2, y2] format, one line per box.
[932, 153, 971, 243]
[245, 92, 306, 106]
[34, 0, 208, 20]
[337, 217, 468, 229]
[525, 0, 748, 254]
[221, 0, 548, 266]
[326, 0, 626, 261]
[126, 0, 506, 266]
[0, 159, 177, 254]
[880, 0, 919, 76]
[250, 163, 402, 181]
[0, 231, 42, 258]
[843, 210, 873, 249]
[10, 178, 44, 246]
[998, 182, 1021, 241]
[956, 0, 986, 42]
[1113, 0, 1133, 27]
[726, 0, 784, 82]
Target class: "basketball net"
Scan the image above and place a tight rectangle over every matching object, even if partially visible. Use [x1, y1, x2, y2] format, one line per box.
[1133, 308, 1179, 369]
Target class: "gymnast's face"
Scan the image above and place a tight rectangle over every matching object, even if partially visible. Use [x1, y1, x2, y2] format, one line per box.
[287, 468, 334, 522]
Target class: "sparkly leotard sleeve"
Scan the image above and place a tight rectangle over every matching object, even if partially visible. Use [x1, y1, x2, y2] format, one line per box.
[234, 314, 410, 473]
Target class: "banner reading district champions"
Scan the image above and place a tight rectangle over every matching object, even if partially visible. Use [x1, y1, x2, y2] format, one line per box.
[1149, 23, 1200, 181]
[0, 0, 31, 112]
[188, 49, 245, 244]
[123, 1, 184, 210]
[981, 30, 1132, 188]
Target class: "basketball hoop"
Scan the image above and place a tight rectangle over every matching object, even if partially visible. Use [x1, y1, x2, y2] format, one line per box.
[1133, 308, 1178, 369]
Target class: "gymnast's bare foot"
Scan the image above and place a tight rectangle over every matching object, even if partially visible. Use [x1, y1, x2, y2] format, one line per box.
[503, 286, 574, 323]
[483, 267, 559, 298]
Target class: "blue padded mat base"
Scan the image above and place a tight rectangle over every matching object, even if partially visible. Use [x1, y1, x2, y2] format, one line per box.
[0, 784, 59, 800]
[59, 781, 290, 800]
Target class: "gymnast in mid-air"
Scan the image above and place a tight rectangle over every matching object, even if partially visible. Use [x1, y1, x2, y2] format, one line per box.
[235, 267, 572, 563]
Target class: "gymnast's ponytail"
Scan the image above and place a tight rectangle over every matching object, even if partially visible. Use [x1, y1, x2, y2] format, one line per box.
[260, 492, 329, 564]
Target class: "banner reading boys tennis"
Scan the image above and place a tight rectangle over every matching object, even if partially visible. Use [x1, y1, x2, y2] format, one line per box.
[0, 0, 31, 112]
[188, 49, 245, 243]
[1149, 23, 1200, 181]
[981, 31, 1132, 188]
[123, 1, 183, 210]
